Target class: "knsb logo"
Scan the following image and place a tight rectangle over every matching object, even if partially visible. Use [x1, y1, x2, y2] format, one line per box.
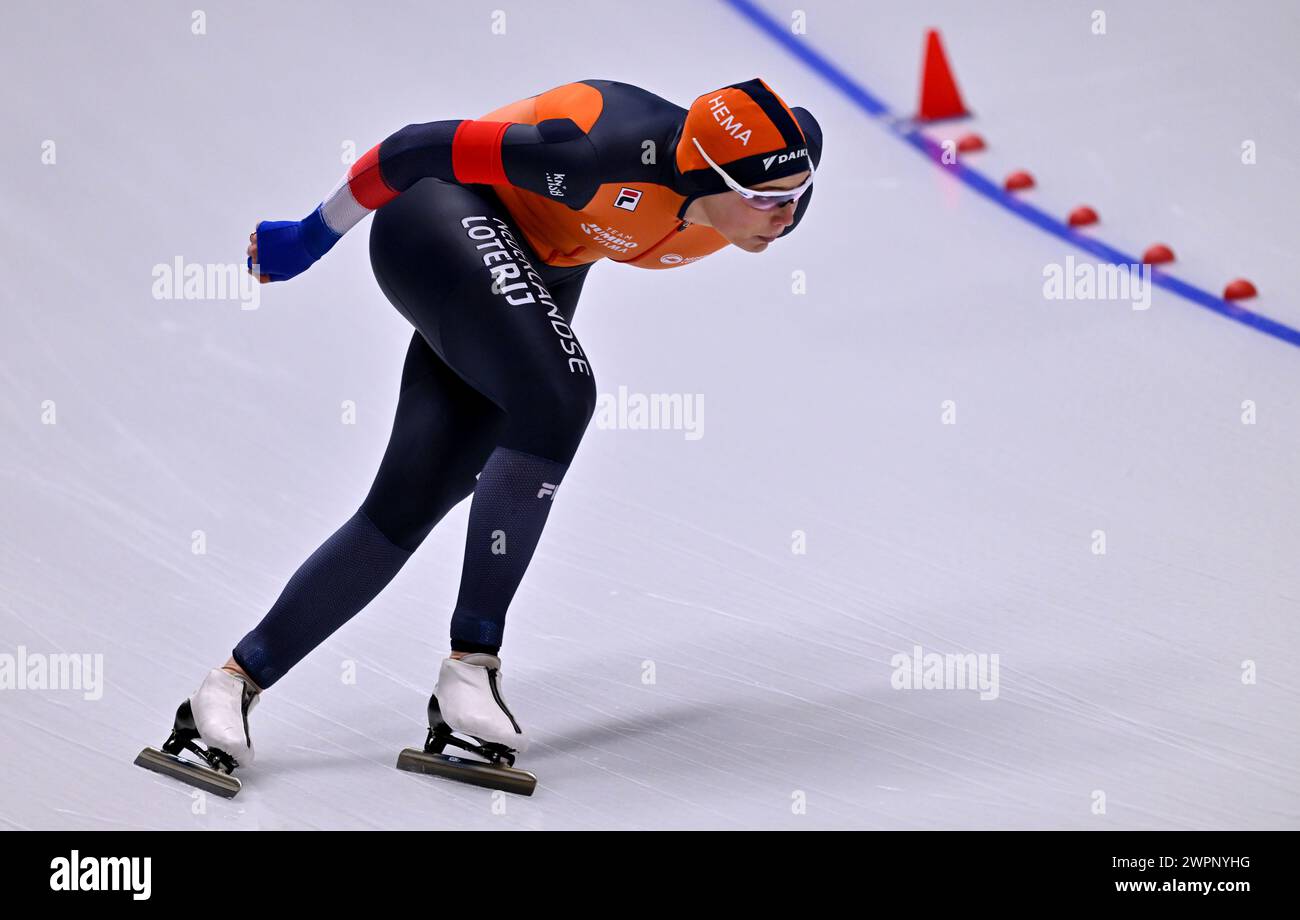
[762, 148, 808, 171]
[545, 172, 567, 198]
[49, 851, 152, 900]
[613, 187, 642, 211]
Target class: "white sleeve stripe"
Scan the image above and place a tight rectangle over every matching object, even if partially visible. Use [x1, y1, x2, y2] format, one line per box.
[319, 174, 370, 236]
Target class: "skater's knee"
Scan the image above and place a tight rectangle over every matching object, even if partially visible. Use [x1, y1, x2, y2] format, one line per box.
[503, 376, 596, 461]
[361, 466, 479, 552]
[360, 504, 433, 553]
[548, 391, 597, 451]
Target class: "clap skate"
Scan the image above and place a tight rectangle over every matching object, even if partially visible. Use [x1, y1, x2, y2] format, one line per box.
[397, 653, 537, 796]
[134, 667, 260, 799]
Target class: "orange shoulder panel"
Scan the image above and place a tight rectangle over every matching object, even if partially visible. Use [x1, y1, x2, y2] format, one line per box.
[533, 82, 604, 131]
[478, 81, 604, 130]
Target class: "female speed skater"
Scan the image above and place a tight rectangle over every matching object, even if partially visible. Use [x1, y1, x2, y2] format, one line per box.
[136, 77, 822, 795]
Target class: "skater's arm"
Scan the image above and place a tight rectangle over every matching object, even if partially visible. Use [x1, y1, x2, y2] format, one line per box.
[323, 118, 600, 232]
[248, 118, 598, 283]
[345, 118, 600, 209]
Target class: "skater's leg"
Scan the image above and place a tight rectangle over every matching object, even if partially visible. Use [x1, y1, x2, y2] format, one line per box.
[436, 249, 596, 656]
[362, 177, 597, 657]
[357, 331, 504, 552]
[230, 331, 502, 691]
[221, 657, 259, 689]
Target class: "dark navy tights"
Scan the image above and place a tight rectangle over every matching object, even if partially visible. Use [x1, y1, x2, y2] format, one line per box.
[232, 179, 595, 690]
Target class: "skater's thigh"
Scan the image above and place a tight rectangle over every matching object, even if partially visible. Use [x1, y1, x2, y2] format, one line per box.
[434, 227, 597, 418]
[361, 330, 504, 552]
[369, 178, 595, 416]
[368, 178, 509, 365]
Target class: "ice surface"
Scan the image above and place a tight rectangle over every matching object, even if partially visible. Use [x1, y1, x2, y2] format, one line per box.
[1, 0, 1297, 829]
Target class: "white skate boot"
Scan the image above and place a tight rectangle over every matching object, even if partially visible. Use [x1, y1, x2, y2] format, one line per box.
[435, 653, 528, 752]
[134, 667, 261, 798]
[396, 653, 537, 796]
[189, 667, 261, 766]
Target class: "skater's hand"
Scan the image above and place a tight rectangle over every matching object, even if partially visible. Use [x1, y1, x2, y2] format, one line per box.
[247, 219, 314, 283]
[245, 216, 337, 282]
[246, 227, 270, 284]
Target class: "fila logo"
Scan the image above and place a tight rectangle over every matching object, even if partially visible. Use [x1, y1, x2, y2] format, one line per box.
[537, 482, 559, 500]
[614, 187, 642, 211]
[762, 148, 808, 170]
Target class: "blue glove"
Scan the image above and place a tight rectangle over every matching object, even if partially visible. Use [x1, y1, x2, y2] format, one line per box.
[248, 209, 339, 281]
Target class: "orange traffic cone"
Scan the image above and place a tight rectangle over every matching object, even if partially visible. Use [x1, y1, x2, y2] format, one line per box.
[917, 29, 970, 121]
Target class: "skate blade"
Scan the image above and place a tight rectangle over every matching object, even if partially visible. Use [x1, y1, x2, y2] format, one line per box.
[134, 747, 241, 799]
[396, 747, 536, 796]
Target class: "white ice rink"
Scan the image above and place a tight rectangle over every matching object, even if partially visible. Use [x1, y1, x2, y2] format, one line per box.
[2, 0, 1298, 829]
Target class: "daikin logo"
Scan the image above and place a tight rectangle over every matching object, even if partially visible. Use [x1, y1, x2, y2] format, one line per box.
[49, 851, 151, 900]
[762, 148, 808, 170]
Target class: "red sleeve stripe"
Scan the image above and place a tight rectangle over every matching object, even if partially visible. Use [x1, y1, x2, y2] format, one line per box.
[347, 144, 399, 210]
[451, 120, 514, 185]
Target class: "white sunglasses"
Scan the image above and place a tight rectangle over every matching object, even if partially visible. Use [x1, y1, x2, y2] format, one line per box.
[692, 136, 815, 210]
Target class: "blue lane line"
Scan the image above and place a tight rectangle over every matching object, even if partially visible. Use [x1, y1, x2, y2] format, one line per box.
[722, 0, 1300, 350]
